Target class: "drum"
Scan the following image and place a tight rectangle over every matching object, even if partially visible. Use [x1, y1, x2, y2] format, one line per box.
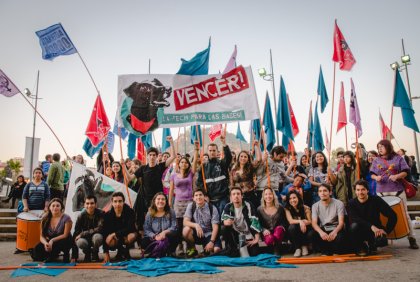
[16, 211, 42, 251]
[380, 196, 410, 240]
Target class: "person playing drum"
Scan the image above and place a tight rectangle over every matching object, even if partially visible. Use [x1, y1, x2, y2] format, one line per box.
[370, 139, 418, 249]
[22, 167, 50, 213]
[348, 180, 397, 255]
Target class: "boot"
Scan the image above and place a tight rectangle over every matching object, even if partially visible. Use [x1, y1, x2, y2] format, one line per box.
[409, 237, 419, 249]
[83, 250, 91, 263]
[91, 251, 100, 262]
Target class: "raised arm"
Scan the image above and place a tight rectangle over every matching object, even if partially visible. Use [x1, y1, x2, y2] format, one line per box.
[164, 136, 176, 167]
[191, 141, 200, 174]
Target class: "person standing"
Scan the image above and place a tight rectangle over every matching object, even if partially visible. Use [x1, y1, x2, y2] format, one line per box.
[22, 167, 50, 213]
[47, 153, 65, 200]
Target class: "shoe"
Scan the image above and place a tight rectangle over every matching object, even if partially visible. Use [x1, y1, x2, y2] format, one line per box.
[302, 246, 309, 256]
[14, 249, 24, 254]
[186, 248, 198, 258]
[91, 252, 100, 262]
[409, 237, 419, 249]
[124, 246, 131, 260]
[63, 252, 70, 263]
[115, 249, 125, 261]
[83, 252, 91, 263]
[293, 248, 302, 257]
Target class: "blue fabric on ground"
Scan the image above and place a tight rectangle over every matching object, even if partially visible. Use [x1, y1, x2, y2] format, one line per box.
[10, 263, 75, 278]
[109, 254, 295, 277]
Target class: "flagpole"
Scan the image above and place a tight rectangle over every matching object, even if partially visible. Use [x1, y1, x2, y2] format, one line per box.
[184, 127, 187, 155]
[29, 71, 40, 179]
[328, 63, 337, 165]
[195, 124, 207, 193]
[355, 128, 360, 180]
[269, 49, 279, 145]
[118, 128, 132, 208]
[389, 69, 397, 134]
[176, 127, 181, 154]
[306, 100, 313, 167]
[76, 52, 100, 96]
[259, 119, 271, 188]
[344, 126, 348, 151]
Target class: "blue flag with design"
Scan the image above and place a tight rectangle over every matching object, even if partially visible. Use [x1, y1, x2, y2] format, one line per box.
[141, 133, 153, 150]
[177, 39, 211, 75]
[317, 66, 329, 113]
[82, 138, 103, 158]
[394, 70, 419, 132]
[276, 77, 294, 142]
[35, 23, 77, 60]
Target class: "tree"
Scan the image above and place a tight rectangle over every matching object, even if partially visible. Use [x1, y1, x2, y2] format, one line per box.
[6, 159, 22, 180]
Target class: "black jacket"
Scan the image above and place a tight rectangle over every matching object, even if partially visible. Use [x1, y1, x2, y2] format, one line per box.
[102, 204, 136, 251]
[73, 208, 104, 239]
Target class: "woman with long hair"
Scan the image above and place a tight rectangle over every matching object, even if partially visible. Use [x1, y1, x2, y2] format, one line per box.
[30, 198, 75, 262]
[111, 161, 124, 183]
[230, 141, 261, 208]
[308, 151, 336, 204]
[334, 151, 358, 206]
[142, 192, 179, 257]
[2, 175, 26, 209]
[366, 150, 379, 195]
[285, 190, 313, 257]
[256, 187, 287, 255]
[370, 139, 418, 249]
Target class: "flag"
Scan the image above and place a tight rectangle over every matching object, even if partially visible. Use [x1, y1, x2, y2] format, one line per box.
[288, 140, 295, 152]
[112, 118, 128, 140]
[313, 101, 325, 151]
[35, 23, 77, 60]
[177, 39, 211, 76]
[107, 131, 115, 154]
[282, 134, 291, 148]
[222, 45, 237, 74]
[137, 139, 146, 164]
[209, 124, 222, 141]
[337, 81, 347, 132]
[349, 78, 363, 137]
[306, 101, 314, 148]
[325, 128, 331, 153]
[190, 125, 202, 145]
[85, 95, 111, 147]
[287, 94, 299, 137]
[162, 128, 172, 152]
[333, 20, 356, 71]
[379, 111, 393, 140]
[128, 133, 137, 160]
[317, 66, 329, 113]
[82, 138, 103, 158]
[250, 119, 261, 144]
[393, 69, 419, 132]
[141, 133, 153, 150]
[263, 92, 276, 151]
[236, 122, 247, 142]
[0, 70, 20, 97]
[276, 77, 294, 142]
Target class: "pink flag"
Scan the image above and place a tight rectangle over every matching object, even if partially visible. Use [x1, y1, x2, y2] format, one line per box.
[379, 111, 393, 140]
[349, 78, 362, 137]
[325, 128, 331, 153]
[336, 82, 347, 132]
[209, 124, 222, 141]
[287, 94, 299, 137]
[0, 69, 20, 97]
[333, 20, 356, 71]
[222, 45, 237, 74]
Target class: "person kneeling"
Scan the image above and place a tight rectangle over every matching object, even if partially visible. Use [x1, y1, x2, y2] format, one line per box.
[183, 189, 222, 257]
[221, 186, 261, 257]
[103, 192, 137, 262]
[141, 192, 179, 258]
[348, 180, 397, 255]
[73, 195, 104, 262]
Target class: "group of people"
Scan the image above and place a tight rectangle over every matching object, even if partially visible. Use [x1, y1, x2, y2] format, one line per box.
[16, 135, 419, 262]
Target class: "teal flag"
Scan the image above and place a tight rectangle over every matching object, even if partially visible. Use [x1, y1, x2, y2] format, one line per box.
[236, 122, 247, 142]
[276, 76, 294, 142]
[190, 125, 202, 145]
[313, 101, 325, 151]
[263, 92, 276, 151]
[318, 66, 329, 113]
[141, 133, 153, 150]
[162, 128, 172, 152]
[128, 133, 137, 159]
[394, 70, 419, 132]
[177, 39, 211, 75]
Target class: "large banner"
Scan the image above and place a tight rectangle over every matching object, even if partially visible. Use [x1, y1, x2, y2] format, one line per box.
[117, 65, 260, 136]
[23, 137, 40, 178]
[65, 162, 137, 231]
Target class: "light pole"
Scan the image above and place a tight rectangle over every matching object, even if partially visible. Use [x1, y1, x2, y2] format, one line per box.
[258, 49, 279, 145]
[24, 71, 41, 179]
[391, 39, 420, 173]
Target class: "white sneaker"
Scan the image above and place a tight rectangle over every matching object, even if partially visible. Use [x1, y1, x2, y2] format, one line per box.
[294, 248, 302, 257]
[302, 246, 309, 256]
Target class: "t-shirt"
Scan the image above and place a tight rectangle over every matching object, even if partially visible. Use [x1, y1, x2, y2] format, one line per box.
[45, 214, 72, 238]
[308, 167, 328, 184]
[134, 162, 167, 205]
[22, 181, 50, 210]
[184, 202, 219, 236]
[370, 155, 410, 193]
[171, 171, 194, 201]
[312, 198, 345, 228]
[233, 207, 252, 239]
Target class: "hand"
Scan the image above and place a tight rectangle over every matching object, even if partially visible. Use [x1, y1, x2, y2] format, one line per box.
[320, 231, 329, 241]
[43, 242, 50, 252]
[263, 230, 271, 237]
[120, 158, 125, 164]
[23, 207, 29, 212]
[371, 226, 387, 238]
[246, 237, 259, 247]
[389, 175, 399, 182]
[166, 136, 173, 142]
[204, 241, 214, 252]
[253, 140, 259, 147]
[220, 134, 226, 146]
[328, 231, 337, 242]
[195, 224, 204, 238]
[290, 159, 297, 168]
[194, 141, 200, 151]
[376, 175, 382, 182]
[75, 235, 81, 241]
[103, 253, 110, 263]
[224, 219, 234, 226]
[299, 221, 307, 233]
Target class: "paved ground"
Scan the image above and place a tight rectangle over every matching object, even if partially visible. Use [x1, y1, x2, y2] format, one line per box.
[0, 231, 419, 282]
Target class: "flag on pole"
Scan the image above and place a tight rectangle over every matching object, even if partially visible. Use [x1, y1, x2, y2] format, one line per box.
[128, 133, 138, 159]
[35, 23, 77, 60]
[112, 118, 128, 140]
[393, 69, 419, 132]
[333, 20, 356, 71]
[85, 95, 111, 147]
[190, 125, 202, 145]
[317, 66, 329, 113]
[287, 94, 299, 137]
[250, 119, 261, 144]
[162, 128, 172, 152]
[82, 138, 103, 158]
[263, 92, 276, 151]
[107, 131, 115, 154]
[325, 128, 331, 154]
[313, 101, 325, 151]
[137, 139, 146, 164]
[379, 111, 393, 140]
[141, 132, 153, 150]
[337, 81, 347, 132]
[209, 124, 222, 141]
[349, 78, 363, 137]
[306, 101, 314, 148]
[222, 45, 237, 74]
[236, 122, 247, 142]
[177, 39, 211, 76]
[276, 76, 294, 142]
[0, 70, 20, 97]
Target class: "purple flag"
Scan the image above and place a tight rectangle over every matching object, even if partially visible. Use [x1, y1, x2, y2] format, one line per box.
[222, 45, 237, 74]
[349, 78, 362, 137]
[0, 70, 20, 97]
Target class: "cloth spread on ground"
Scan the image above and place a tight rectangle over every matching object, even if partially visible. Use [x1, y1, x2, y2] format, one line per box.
[10, 262, 75, 277]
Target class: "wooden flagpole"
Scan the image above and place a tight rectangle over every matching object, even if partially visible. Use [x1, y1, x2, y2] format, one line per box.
[344, 126, 349, 151]
[328, 63, 337, 165]
[355, 128, 360, 180]
[76, 52, 101, 96]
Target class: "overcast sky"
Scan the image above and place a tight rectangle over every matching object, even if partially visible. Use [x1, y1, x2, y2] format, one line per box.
[1, 0, 420, 166]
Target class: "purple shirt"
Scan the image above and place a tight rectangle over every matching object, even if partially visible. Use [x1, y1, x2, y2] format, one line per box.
[370, 155, 410, 193]
[171, 171, 194, 201]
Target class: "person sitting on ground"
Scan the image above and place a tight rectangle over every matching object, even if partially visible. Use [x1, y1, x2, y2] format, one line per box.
[22, 167, 50, 213]
[31, 198, 75, 262]
[256, 187, 287, 255]
[2, 175, 26, 209]
[285, 191, 313, 257]
[348, 179, 397, 255]
[183, 188, 221, 257]
[73, 195, 104, 262]
[221, 186, 261, 257]
[142, 192, 179, 257]
[102, 192, 137, 262]
[310, 184, 346, 256]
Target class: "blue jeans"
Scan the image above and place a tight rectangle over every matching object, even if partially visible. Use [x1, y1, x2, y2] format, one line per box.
[212, 197, 229, 216]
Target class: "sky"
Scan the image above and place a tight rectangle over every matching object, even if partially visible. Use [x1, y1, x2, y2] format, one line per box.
[1, 0, 420, 168]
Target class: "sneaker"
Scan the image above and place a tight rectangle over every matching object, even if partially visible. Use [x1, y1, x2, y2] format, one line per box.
[302, 246, 309, 256]
[14, 249, 24, 254]
[409, 237, 419, 249]
[186, 248, 198, 258]
[293, 248, 302, 257]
